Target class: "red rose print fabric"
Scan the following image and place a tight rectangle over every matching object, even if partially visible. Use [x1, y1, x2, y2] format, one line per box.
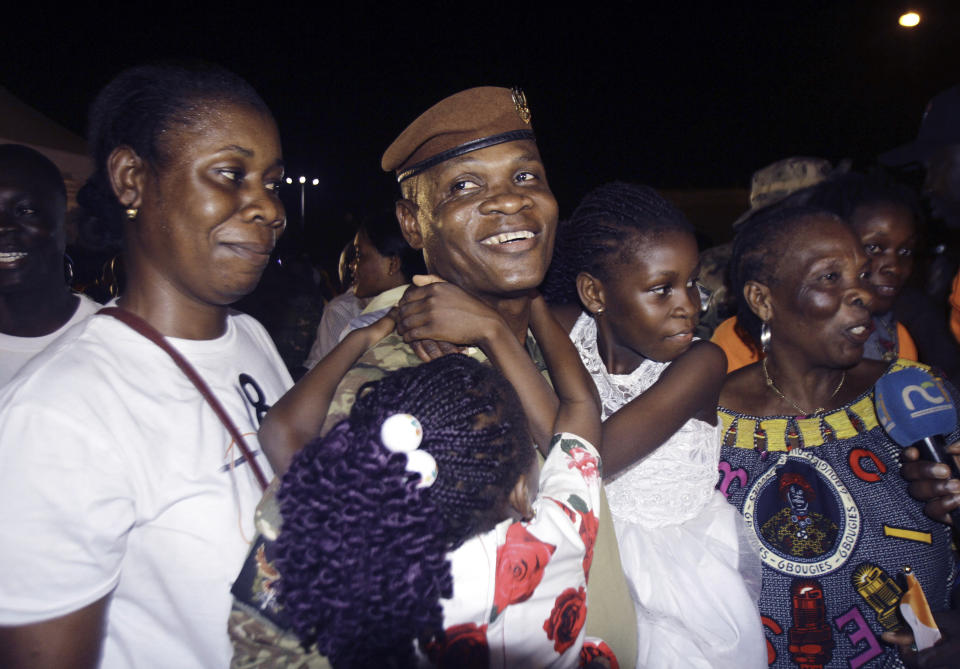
[564, 441, 600, 484]
[492, 523, 556, 615]
[544, 586, 587, 654]
[577, 511, 599, 580]
[428, 433, 613, 668]
[427, 623, 489, 669]
[579, 638, 620, 669]
[548, 500, 599, 582]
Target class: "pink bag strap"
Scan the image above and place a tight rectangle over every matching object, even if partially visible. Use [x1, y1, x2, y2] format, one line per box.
[98, 306, 269, 491]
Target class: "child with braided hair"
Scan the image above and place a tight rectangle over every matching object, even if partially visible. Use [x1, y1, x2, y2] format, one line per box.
[229, 297, 616, 668]
[542, 182, 766, 669]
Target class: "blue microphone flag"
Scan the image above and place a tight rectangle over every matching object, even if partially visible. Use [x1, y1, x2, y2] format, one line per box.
[874, 367, 957, 447]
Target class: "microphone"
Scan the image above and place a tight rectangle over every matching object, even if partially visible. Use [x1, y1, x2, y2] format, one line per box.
[874, 366, 960, 527]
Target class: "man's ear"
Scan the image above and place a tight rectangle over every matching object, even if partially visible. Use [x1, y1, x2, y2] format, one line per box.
[576, 272, 606, 316]
[744, 280, 774, 323]
[387, 254, 401, 276]
[508, 474, 535, 522]
[107, 145, 147, 211]
[395, 200, 424, 250]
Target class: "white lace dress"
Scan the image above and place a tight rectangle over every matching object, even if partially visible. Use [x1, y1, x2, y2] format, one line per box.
[569, 312, 766, 669]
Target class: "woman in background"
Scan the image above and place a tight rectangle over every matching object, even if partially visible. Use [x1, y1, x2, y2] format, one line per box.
[302, 238, 365, 369]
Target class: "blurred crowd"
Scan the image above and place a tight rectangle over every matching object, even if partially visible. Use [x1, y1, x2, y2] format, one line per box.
[1, 64, 959, 669]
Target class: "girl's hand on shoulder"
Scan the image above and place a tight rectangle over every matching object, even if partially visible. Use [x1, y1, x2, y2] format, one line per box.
[663, 340, 727, 388]
[357, 309, 397, 347]
[660, 340, 727, 421]
[674, 338, 727, 370]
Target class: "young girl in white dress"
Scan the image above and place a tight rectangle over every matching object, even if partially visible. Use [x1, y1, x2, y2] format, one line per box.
[544, 182, 767, 669]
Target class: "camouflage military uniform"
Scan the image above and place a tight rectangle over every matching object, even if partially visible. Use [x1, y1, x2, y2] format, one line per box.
[696, 241, 734, 340]
[228, 332, 637, 667]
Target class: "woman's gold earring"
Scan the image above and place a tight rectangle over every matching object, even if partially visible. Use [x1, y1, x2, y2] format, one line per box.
[595, 307, 605, 316]
[125, 208, 139, 221]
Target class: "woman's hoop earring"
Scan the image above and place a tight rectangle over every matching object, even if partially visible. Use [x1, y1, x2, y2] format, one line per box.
[594, 306, 604, 316]
[64, 253, 75, 286]
[760, 322, 771, 353]
[125, 208, 138, 221]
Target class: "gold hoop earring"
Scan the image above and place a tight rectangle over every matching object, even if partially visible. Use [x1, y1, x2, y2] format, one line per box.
[125, 208, 139, 221]
[595, 306, 605, 316]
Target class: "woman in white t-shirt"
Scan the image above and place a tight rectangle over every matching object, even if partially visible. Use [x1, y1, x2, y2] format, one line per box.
[0, 63, 293, 669]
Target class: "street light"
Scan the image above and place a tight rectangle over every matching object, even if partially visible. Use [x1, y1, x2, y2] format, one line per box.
[285, 175, 320, 229]
[898, 11, 920, 27]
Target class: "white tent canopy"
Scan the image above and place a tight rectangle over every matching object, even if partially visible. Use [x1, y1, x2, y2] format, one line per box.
[0, 85, 92, 204]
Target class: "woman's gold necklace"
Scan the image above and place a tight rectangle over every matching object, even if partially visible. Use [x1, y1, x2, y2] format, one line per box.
[762, 357, 846, 416]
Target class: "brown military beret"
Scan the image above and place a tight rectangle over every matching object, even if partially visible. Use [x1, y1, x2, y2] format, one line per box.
[381, 86, 535, 183]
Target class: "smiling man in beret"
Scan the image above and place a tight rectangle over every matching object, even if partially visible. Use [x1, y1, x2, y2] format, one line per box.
[228, 86, 637, 667]
[378, 86, 636, 665]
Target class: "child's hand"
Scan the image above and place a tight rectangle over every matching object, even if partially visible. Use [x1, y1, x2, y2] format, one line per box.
[409, 339, 464, 363]
[359, 308, 398, 346]
[411, 274, 445, 287]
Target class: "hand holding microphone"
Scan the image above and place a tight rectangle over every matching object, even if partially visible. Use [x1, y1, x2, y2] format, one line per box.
[874, 367, 960, 528]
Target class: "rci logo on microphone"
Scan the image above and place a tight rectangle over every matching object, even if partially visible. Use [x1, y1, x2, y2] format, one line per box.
[901, 381, 952, 420]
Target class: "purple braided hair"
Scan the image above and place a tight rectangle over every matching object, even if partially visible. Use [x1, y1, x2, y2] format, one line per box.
[274, 354, 532, 667]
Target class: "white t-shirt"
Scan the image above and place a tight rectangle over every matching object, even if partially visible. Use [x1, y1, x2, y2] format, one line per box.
[302, 290, 366, 369]
[0, 310, 293, 669]
[0, 292, 101, 387]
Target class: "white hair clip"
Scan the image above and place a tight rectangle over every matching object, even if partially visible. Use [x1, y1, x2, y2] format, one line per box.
[405, 449, 438, 488]
[380, 413, 437, 488]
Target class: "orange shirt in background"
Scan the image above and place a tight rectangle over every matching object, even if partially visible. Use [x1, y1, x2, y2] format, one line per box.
[710, 316, 918, 375]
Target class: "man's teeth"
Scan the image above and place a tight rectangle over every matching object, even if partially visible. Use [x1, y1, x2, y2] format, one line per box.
[0, 251, 26, 262]
[481, 231, 535, 245]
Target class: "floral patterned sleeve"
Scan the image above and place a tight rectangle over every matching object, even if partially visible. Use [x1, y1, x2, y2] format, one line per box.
[427, 433, 618, 669]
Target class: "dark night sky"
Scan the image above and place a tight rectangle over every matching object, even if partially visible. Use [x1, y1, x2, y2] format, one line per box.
[3, 1, 958, 260]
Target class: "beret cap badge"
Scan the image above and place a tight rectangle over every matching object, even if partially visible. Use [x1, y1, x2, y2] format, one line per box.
[511, 87, 532, 124]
